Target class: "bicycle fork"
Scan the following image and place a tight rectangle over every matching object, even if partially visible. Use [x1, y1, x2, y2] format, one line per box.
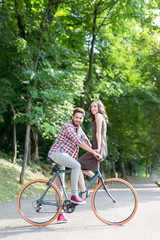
[98, 176, 116, 203]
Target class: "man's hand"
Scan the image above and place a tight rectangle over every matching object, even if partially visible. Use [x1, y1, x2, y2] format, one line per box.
[79, 141, 103, 161]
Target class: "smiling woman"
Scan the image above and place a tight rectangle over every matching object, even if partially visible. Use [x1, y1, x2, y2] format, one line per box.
[79, 99, 109, 172]
[78, 99, 109, 199]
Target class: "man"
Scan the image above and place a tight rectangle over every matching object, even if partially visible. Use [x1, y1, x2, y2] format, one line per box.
[48, 107, 101, 223]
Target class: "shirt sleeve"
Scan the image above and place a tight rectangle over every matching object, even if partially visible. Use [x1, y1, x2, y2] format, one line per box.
[80, 129, 90, 144]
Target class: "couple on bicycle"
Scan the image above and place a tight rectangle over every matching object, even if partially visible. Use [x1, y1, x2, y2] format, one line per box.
[48, 99, 108, 223]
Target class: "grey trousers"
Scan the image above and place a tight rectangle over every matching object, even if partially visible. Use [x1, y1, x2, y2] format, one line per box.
[48, 152, 81, 195]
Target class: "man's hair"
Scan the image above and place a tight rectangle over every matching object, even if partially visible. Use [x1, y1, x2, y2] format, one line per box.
[73, 107, 85, 117]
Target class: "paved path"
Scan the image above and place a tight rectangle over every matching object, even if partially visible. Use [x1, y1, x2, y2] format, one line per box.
[0, 177, 160, 240]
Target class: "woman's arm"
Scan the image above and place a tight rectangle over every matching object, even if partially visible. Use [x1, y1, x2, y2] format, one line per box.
[79, 141, 102, 160]
[95, 113, 103, 152]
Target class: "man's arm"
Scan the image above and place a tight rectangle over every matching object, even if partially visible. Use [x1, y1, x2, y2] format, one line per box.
[80, 128, 92, 147]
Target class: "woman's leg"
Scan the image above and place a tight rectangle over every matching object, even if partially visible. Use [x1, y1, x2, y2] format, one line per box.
[78, 170, 86, 192]
[78, 170, 100, 199]
[79, 170, 90, 199]
[83, 171, 98, 183]
[55, 166, 65, 197]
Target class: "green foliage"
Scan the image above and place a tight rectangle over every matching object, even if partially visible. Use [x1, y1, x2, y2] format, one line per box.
[0, 0, 159, 178]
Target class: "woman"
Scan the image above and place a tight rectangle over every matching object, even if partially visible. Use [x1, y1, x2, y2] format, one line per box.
[78, 99, 109, 199]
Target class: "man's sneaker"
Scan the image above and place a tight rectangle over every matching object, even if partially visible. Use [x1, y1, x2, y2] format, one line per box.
[57, 213, 71, 223]
[71, 195, 86, 205]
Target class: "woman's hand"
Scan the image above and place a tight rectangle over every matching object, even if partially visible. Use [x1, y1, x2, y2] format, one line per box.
[93, 151, 103, 161]
[94, 148, 100, 153]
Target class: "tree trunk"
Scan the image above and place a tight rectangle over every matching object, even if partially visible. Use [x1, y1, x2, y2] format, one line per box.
[34, 132, 39, 163]
[12, 122, 17, 163]
[28, 138, 31, 165]
[20, 96, 32, 184]
[118, 147, 125, 178]
[146, 152, 149, 177]
[120, 155, 125, 178]
[80, 4, 98, 108]
[127, 159, 133, 176]
[20, 122, 31, 183]
[11, 105, 17, 163]
[80, 0, 118, 108]
[19, 0, 60, 183]
[14, 0, 26, 38]
[31, 129, 39, 164]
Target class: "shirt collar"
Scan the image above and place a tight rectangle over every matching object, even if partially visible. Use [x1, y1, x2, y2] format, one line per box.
[70, 120, 80, 131]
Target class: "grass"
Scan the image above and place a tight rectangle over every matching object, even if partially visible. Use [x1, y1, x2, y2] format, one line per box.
[0, 158, 49, 203]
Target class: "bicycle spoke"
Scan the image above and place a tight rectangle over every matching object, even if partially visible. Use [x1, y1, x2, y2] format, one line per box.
[91, 178, 138, 225]
[17, 180, 62, 225]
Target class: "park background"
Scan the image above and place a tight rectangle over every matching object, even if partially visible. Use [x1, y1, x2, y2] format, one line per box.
[0, 0, 160, 199]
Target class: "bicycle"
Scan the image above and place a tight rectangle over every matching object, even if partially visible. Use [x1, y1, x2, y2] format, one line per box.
[17, 157, 138, 226]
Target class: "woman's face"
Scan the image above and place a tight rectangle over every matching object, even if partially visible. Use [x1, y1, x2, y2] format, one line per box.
[90, 101, 99, 115]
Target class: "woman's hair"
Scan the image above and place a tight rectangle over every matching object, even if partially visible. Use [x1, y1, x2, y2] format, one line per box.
[89, 99, 109, 123]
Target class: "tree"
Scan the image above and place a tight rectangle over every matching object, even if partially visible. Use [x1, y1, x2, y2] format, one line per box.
[19, 0, 61, 183]
[0, 0, 159, 181]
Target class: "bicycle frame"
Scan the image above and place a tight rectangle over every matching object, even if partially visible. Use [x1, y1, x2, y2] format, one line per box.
[46, 169, 101, 201]
[39, 168, 115, 208]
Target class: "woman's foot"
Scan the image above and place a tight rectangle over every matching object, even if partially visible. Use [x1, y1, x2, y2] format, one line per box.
[81, 189, 89, 200]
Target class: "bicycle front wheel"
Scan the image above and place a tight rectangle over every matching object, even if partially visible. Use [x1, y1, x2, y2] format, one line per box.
[91, 178, 138, 225]
[17, 179, 63, 226]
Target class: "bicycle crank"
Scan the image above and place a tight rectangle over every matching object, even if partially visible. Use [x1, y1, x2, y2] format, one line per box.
[63, 200, 76, 213]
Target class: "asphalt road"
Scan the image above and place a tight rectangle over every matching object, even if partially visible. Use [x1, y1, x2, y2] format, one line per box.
[0, 177, 160, 240]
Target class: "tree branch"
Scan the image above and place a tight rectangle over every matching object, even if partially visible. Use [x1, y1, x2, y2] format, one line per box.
[96, 0, 120, 35]
[14, 0, 26, 38]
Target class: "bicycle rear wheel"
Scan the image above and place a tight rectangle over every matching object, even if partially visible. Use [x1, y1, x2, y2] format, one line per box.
[17, 179, 63, 226]
[91, 178, 138, 225]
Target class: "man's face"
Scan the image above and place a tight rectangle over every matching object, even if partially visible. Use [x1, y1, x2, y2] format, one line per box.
[72, 112, 84, 127]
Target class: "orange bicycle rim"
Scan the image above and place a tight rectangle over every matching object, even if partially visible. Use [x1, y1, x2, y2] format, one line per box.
[91, 178, 138, 225]
[17, 179, 63, 226]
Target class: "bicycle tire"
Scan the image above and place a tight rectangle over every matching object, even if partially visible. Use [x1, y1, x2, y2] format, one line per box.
[91, 178, 138, 225]
[17, 179, 63, 226]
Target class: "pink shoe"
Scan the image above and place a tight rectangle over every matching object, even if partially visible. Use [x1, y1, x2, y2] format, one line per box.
[57, 213, 71, 223]
[71, 195, 86, 205]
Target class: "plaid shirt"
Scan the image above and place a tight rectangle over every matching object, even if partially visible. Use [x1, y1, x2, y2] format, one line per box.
[48, 120, 90, 159]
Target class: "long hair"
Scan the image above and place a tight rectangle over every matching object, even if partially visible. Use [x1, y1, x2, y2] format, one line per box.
[89, 99, 109, 123]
